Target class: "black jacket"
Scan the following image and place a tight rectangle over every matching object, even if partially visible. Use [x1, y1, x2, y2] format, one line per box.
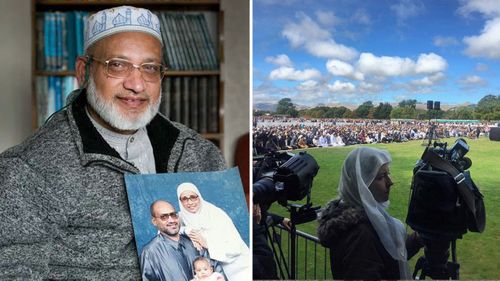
[317, 199, 401, 280]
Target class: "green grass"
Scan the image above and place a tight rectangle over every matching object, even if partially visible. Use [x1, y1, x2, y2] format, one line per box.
[268, 137, 500, 279]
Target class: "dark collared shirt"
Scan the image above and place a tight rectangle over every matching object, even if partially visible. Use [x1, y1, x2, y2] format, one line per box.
[140, 233, 200, 281]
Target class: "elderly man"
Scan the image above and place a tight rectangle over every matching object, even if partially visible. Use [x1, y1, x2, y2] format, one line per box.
[141, 200, 224, 281]
[0, 6, 224, 280]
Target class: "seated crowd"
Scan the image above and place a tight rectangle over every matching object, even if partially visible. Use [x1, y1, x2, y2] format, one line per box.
[253, 117, 491, 154]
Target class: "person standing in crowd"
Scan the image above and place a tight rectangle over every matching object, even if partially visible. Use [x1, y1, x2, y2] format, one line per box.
[0, 6, 224, 280]
[317, 147, 422, 279]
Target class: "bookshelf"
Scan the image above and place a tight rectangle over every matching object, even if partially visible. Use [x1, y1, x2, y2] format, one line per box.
[31, 0, 225, 149]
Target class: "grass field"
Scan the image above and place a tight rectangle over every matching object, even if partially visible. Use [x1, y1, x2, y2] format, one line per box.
[268, 137, 500, 279]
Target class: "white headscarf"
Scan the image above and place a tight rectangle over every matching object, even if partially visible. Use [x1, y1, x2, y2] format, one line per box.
[177, 182, 212, 230]
[176, 182, 248, 263]
[338, 147, 411, 280]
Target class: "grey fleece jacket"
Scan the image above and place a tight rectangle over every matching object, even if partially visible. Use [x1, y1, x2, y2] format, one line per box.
[0, 91, 225, 280]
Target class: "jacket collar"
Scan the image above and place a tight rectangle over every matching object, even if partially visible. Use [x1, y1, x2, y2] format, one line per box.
[68, 89, 180, 173]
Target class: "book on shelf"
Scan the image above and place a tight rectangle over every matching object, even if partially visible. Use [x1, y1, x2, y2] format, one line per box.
[157, 12, 218, 71]
[160, 77, 171, 119]
[187, 14, 209, 70]
[190, 77, 199, 132]
[182, 76, 190, 126]
[198, 76, 208, 134]
[196, 13, 219, 70]
[173, 77, 182, 122]
[37, 11, 88, 72]
[208, 76, 219, 133]
[160, 76, 219, 135]
[158, 13, 176, 71]
[36, 76, 78, 126]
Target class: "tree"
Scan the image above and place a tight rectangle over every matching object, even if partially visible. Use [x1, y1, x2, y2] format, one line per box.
[372, 102, 393, 119]
[398, 99, 417, 109]
[445, 106, 474, 120]
[426, 109, 445, 119]
[333, 106, 350, 118]
[343, 109, 355, 118]
[355, 101, 374, 118]
[390, 106, 417, 119]
[475, 95, 500, 120]
[276, 98, 298, 117]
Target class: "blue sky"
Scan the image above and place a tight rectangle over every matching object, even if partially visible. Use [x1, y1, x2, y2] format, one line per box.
[253, 0, 500, 108]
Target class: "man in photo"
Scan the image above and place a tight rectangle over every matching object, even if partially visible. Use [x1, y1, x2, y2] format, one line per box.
[141, 200, 224, 281]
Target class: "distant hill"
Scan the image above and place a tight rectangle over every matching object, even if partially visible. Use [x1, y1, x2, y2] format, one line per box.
[253, 100, 476, 112]
[254, 103, 277, 112]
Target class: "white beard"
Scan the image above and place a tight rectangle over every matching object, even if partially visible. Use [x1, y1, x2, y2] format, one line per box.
[86, 77, 161, 131]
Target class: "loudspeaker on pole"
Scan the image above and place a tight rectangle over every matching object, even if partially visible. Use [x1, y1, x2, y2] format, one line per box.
[427, 100, 433, 110]
[434, 101, 441, 111]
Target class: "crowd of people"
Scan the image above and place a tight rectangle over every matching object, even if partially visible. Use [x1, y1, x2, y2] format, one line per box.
[253, 117, 492, 154]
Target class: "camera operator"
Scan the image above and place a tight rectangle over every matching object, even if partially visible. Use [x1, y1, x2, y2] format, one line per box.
[317, 147, 423, 280]
[252, 179, 291, 280]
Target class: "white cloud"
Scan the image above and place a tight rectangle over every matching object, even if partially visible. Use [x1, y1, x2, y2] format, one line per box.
[390, 0, 425, 24]
[298, 80, 319, 91]
[458, 75, 487, 86]
[411, 72, 446, 86]
[315, 11, 342, 26]
[463, 18, 500, 59]
[326, 59, 364, 80]
[415, 53, 448, 74]
[282, 13, 358, 60]
[269, 66, 321, 81]
[458, 0, 500, 59]
[326, 59, 353, 76]
[265, 54, 293, 67]
[305, 40, 358, 60]
[433, 36, 459, 47]
[357, 53, 415, 77]
[359, 81, 383, 93]
[356, 52, 447, 78]
[282, 13, 330, 47]
[458, 0, 500, 18]
[327, 80, 356, 93]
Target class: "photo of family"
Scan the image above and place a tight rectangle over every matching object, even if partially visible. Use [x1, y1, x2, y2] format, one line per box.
[125, 168, 250, 281]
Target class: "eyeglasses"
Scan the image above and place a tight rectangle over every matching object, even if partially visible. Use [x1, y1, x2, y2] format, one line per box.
[90, 57, 167, 82]
[180, 195, 199, 203]
[155, 211, 179, 221]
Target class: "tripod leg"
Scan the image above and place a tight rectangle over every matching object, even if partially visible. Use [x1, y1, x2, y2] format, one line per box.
[266, 225, 288, 279]
[413, 256, 426, 280]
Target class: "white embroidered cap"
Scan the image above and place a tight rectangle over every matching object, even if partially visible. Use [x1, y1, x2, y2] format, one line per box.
[84, 6, 163, 51]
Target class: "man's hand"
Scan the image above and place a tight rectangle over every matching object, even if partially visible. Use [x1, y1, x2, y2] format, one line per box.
[253, 204, 262, 224]
[281, 218, 292, 230]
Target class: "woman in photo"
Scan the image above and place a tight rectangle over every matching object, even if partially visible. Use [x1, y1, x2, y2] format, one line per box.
[177, 182, 250, 281]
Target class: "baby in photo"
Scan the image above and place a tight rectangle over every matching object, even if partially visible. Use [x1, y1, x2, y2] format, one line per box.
[191, 256, 225, 281]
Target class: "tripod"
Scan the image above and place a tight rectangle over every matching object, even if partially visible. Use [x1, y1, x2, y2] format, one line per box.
[412, 239, 460, 280]
[422, 122, 440, 146]
[266, 203, 320, 279]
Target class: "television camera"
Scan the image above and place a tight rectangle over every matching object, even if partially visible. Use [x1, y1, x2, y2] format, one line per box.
[253, 151, 320, 279]
[406, 136, 485, 279]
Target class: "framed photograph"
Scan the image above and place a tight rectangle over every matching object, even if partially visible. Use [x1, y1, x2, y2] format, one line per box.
[125, 167, 249, 255]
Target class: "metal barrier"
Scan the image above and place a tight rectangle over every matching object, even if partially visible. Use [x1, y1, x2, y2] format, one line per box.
[267, 223, 333, 280]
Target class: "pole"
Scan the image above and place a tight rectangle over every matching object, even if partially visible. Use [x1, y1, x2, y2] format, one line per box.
[290, 205, 297, 279]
